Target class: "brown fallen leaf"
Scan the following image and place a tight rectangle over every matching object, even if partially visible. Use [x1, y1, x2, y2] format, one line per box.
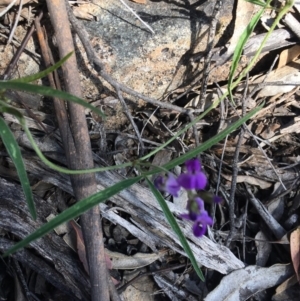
[70, 220, 113, 273]
[222, 174, 272, 189]
[252, 59, 300, 98]
[129, 0, 147, 4]
[70, 220, 90, 273]
[105, 248, 166, 270]
[278, 45, 300, 69]
[290, 227, 300, 282]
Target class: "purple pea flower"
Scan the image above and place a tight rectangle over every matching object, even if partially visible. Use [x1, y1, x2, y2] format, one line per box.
[177, 159, 207, 190]
[180, 197, 204, 221]
[154, 174, 181, 197]
[180, 197, 213, 237]
[192, 211, 213, 237]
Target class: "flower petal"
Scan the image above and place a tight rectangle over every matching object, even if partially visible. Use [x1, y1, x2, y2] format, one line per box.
[193, 172, 207, 189]
[192, 221, 206, 237]
[165, 174, 180, 197]
[177, 173, 195, 190]
[180, 213, 191, 220]
[185, 158, 201, 173]
[194, 197, 204, 212]
[200, 210, 214, 225]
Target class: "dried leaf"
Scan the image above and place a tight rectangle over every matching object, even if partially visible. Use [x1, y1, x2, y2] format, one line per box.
[72, 6, 94, 21]
[255, 231, 272, 266]
[222, 174, 272, 189]
[122, 271, 155, 301]
[46, 213, 69, 235]
[278, 45, 300, 68]
[105, 249, 166, 270]
[275, 274, 298, 295]
[129, 0, 147, 4]
[253, 59, 300, 97]
[70, 220, 90, 274]
[290, 227, 300, 282]
[70, 220, 113, 273]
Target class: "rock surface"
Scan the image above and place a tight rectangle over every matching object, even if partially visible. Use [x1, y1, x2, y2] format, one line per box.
[83, 0, 234, 100]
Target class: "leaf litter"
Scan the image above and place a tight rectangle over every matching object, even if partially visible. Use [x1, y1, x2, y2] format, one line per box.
[1, 0, 300, 300]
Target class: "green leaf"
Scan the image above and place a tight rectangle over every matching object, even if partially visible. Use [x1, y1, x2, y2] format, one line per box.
[3, 176, 142, 257]
[145, 177, 205, 281]
[0, 117, 36, 220]
[19, 119, 132, 175]
[229, 0, 294, 94]
[0, 102, 24, 119]
[10, 52, 73, 83]
[228, 1, 269, 102]
[0, 81, 105, 118]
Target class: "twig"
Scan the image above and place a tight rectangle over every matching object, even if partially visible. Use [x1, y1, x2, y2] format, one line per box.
[2, 10, 43, 80]
[187, 111, 200, 147]
[227, 57, 287, 190]
[242, 197, 249, 261]
[118, 0, 154, 34]
[105, 130, 174, 147]
[225, 74, 248, 247]
[117, 263, 188, 293]
[45, 1, 109, 300]
[0, 0, 18, 17]
[12, 258, 33, 300]
[101, 146, 164, 156]
[0, 32, 40, 59]
[140, 106, 158, 138]
[116, 87, 145, 156]
[7, 0, 23, 45]
[246, 186, 286, 240]
[284, 12, 300, 39]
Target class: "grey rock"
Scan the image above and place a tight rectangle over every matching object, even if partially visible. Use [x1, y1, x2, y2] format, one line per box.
[83, 0, 234, 99]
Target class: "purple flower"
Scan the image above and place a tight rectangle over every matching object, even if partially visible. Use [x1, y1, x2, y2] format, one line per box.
[177, 159, 207, 190]
[192, 211, 213, 237]
[154, 174, 180, 197]
[180, 197, 213, 237]
[180, 197, 204, 221]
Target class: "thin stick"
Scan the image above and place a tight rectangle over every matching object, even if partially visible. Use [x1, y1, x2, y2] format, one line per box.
[225, 74, 248, 246]
[116, 87, 145, 156]
[118, 0, 154, 34]
[0, 0, 18, 17]
[7, 0, 23, 45]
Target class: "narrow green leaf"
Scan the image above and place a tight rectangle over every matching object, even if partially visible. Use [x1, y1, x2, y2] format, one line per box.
[0, 81, 105, 118]
[229, 0, 294, 95]
[228, 0, 270, 101]
[0, 117, 36, 220]
[3, 176, 142, 257]
[0, 103, 23, 119]
[20, 119, 132, 175]
[145, 177, 205, 281]
[10, 52, 73, 83]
